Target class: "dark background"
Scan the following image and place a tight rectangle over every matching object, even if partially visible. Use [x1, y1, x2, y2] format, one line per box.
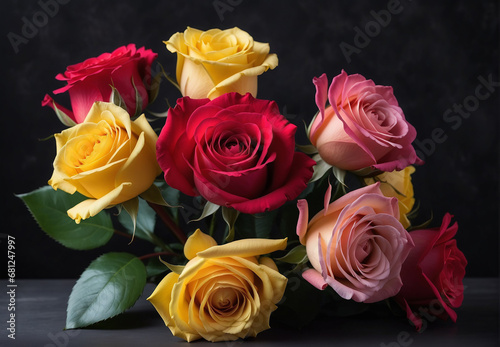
[2, 0, 498, 278]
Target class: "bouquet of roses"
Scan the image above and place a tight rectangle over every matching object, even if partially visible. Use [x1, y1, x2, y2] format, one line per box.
[19, 27, 467, 342]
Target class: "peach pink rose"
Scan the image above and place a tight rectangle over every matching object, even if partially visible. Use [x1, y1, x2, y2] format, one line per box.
[296, 183, 414, 303]
[309, 70, 423, 172]
[395, 213, 467, 331]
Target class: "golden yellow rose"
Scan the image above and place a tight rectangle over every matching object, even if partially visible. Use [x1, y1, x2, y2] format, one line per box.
[165, 26, 278, 99]
[48, 101, 161, 223]
[148, 229, 287, 342]
[364, 166, 416, 228]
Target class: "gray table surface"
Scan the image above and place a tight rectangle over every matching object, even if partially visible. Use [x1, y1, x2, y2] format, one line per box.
[0, 278, 498, 346]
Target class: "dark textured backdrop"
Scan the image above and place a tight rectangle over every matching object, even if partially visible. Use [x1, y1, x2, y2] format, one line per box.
[2, 0, 498, 278]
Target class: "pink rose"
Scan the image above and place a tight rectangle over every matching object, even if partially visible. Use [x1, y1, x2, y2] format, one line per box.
[42, 44, 157, 124]
[309, 70, 423, 172]
[395, 213, 467, 331]
[297, 183, 414, 303]
[156, 92, 315, 214]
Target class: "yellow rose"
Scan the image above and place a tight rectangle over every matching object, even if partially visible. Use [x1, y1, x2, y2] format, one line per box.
[48, 101, 161, 223]
[148, 229, 287, 342]
[364, 166, 416, 228]
[165, 27, 278, 99]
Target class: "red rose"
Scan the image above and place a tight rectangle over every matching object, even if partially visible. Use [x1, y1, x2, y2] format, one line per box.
[42, 44, 157, 124]
[395, 213, 467, 331]
[156, 92, 315, 214]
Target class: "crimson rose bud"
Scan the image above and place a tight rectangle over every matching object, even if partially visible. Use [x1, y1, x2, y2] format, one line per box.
[395, 213, 467, 331]
[42, 44, 157, 124]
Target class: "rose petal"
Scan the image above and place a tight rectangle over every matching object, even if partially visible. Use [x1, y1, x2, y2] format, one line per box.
[302, 268, 327, 290]
[197, 238, 287, 259]
[184, 229, 218, 260]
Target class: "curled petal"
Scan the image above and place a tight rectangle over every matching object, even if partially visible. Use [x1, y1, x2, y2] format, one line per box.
[302, 268, 327, 290]
[197, 237, 287, 259]
[184, 229, 218, 260]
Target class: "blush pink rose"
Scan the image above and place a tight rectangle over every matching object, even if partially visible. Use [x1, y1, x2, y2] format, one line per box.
[296, 183, 414, 303]
[42, 44, 157, 124]
[156, 92, 315, 214]
[395, 213, 467, 331]
[309, 70, 423, 172]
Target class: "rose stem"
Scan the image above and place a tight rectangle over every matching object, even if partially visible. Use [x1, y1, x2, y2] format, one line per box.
[113, 228, 176, 253]
[149, 233, 176, 253]
[147, 201, 187, 244]
[138, 251, 176, 261]
[208, 213, 217, 237]
[113, 229, 133, 239]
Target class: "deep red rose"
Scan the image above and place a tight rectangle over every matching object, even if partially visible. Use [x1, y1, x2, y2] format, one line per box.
[156, 92, 315, 214]
[42, 44, 157, 124]
[395, 213, 467, 331]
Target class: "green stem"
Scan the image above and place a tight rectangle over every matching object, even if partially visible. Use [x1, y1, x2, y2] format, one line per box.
[147, 201, 187, 244]
[113, 229, 133, 239]
[138, 251, 175, 261]
[114, 227, 176, 254]
[208, 213, 217, 237]
[149, 233, 176, 253]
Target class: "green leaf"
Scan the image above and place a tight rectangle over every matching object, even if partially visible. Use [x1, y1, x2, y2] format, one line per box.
[131, 76, 143, 118]
[331, 179, 347, 201]
[145, 257, 169, 278]
[222, 207, 240, 243]
[306, 111, 320, 140]
[121, 197, 139, 239]
[310, 153, 333, 183]
[331, 165, 347, 187]
[118, 197, 155, 243]
[148, 109, 169, 118]
[191, 201, 220, 223]
[16, 186, 113, 250]
[140, 183, 167, 206]
[109, 84, 127, 111]
[147, 63, 162, 104]
[160, 182, 181, 206]
[276, 245, 308, 264]
[152, 181, 182, 220]
[235, 210, 278, 240]
[295, 143, 318, 155]
[66, 252, 147, 329]
[158, 61, 181, 92]
[407, 209, 433, 232]
[351, 166, 383, 177]
[49, 100, 77, 127]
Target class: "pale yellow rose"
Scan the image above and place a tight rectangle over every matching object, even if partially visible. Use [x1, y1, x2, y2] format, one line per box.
[148, 229, 287, 342]
[165, 27, 278, 99]
[48, 101, 161, 223]
[364, 166, 416, 228]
